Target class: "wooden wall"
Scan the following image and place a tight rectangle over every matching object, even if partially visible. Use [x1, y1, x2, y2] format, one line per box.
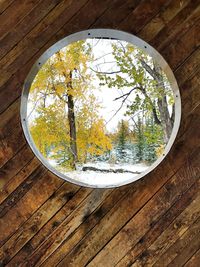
[0, 0, 200, 266]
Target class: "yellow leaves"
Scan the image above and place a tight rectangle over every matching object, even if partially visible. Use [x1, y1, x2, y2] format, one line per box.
[156, 144, 165, 157]
[77, 118, 112, 161]
[28, 39, 113, 165]
[55, 84, 65, 94]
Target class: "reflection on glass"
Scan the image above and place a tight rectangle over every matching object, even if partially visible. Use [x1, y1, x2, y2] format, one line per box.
[27, 38, 175, 186]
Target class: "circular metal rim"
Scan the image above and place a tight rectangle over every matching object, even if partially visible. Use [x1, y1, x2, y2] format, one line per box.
[21, 29, 181, 188]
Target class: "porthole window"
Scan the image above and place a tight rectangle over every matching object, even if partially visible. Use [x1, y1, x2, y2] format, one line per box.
[21, 29, 181, 188]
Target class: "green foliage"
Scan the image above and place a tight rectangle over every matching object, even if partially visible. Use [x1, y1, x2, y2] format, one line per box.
[96, 40, 174, 163]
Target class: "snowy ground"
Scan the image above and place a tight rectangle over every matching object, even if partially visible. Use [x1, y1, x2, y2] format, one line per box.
[48, 159, 148, 186]
[65, 162, 148, 186]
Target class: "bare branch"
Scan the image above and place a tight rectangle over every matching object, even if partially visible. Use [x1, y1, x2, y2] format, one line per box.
[90, 67, 122, 75]
[140, 59, 158, 80]
[93, 52, 113, 62]
[113, 86, 141, 101]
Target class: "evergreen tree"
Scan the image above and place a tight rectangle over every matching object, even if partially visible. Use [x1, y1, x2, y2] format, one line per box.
[117, 120, 127, 160]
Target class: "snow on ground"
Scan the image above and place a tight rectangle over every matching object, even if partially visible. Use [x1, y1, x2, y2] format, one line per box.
[47, 159, 149, 186]
[64, 162, 148, 186]
[79, 162, 148, 173]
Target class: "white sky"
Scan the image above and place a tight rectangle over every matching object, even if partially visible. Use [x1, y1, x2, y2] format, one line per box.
[87, 38, 132, 132]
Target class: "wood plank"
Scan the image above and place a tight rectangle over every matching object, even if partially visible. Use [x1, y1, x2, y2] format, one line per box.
[180, 69, 200, 117]
[6, 187, 92, 266]
[0, 0, 40, 37]
[184, 248, 200, 267]
[161, 20, 200, 70]
[26, 189, 112, 267]
[37, 184, 131, 267]
[119, 0, 171, 34]
[0, 0, 195, 116]
[79, 151, 200, 267]
[168, 104, 200, 173]
[0, 97, 20, 131]
[139, 0, 192, 42]
[0, 171, 63, 246]
[0, 0, 115, 113]
[0, 182, 80, 266]
[89, 0, 141, 29]
[4, 185, 129, 266]
[2, 1, 169, 91]
[49, 165, 174, 266]
[7, 188, 111, 267]
[0, 131, 27, 169]
[0, 0, 15, 15]
[0, 73, 23, 115]
[129, 187, 200, 266]
[0, 145, 34, 188]
[0, 0, 63, 61]
[0, 165, 46, 218]
[0, 157, 40, 204]
[115, 179, 200, 267]
[154, 217, 200, 267]
[3, 102, 200, 266]
[151, 1, 200, 51]
[175, 47, 200, 87]
[0, 0, 106, 87]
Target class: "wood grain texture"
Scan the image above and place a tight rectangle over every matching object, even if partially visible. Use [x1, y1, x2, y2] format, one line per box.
[0, 1, 199, 266]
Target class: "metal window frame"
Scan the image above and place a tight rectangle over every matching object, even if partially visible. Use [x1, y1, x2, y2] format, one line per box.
[21, 29, 181, 188]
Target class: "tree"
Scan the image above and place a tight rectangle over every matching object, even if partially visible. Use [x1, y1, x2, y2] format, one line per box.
[28, 40, 112, 170]
[97, 41, 174, 144]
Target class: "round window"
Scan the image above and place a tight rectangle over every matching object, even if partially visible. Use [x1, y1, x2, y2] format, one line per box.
[21, 29, 181, 188]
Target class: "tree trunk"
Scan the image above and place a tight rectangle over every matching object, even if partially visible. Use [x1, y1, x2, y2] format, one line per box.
[154, 63, 173, 143]
[141, 59, 174, 143]
[67, 71, 78, 169]
[67, 92, 78, 169]
[55, 52, 78, 169]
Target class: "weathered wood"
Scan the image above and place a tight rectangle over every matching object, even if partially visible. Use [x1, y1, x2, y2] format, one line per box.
[10, 189, 112, 267]
[0, 1, 199, 266]
[0, 0, 15, 15]
[6, 187, 92, 266]
[115, 179, 200, 267]
[53, 167, 175, 266]
[0, 171, 63, 246]
[0, 0, 40, 38]
[90, 0, 141, 28]
[40, 184, 130, 267]
[79, 150, 200, 267]
[168, 104, 200, 172]
[184, 248, 200, 267]
[0, 182, 79, 266]
[175, 48, 200, 87]
[154, 217, 200, 267]
[0, 129, 26, 168]
[139, 0, 192, 42]
[0, 157, 40, 205]
[130, 186, 200, 266]
[0, 145, 34, 187]
[161, 20, 200, 70]
[151, 2, 200, 51]
[0, 0, 63, 61]
[0, 165, 46, 218]
[120, 0, 171, 34]
[0, 0, 110, 87]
